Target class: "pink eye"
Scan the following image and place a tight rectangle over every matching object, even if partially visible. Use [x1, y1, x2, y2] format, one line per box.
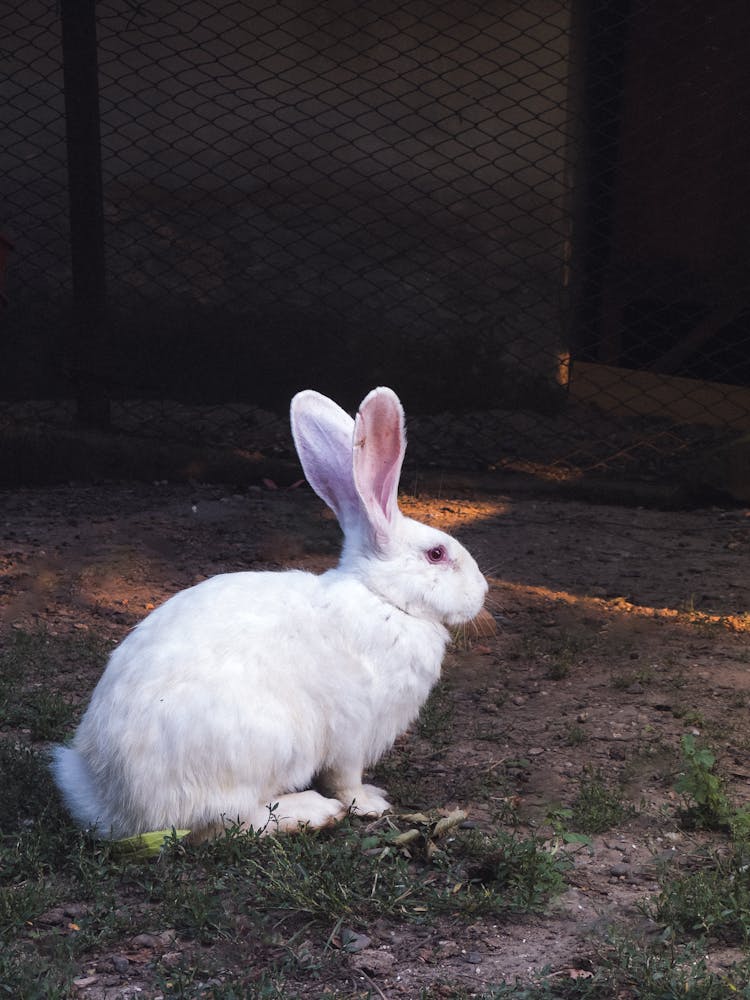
[426, 544, 447, 564]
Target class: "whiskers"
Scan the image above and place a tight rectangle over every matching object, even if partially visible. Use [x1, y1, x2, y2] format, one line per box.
[451, 606, 498, 649]
[450, 573, 506, 650]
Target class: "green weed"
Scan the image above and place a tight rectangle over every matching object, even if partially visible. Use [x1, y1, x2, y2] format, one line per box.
[563, 724, 587, 747]
[569, 768, 634, 835]
[647, 848, 750, 944]
[455, 828, 569, 913]
[674, 732, 750, 838]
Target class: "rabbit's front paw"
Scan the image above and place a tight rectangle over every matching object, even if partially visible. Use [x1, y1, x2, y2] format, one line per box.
[268, 790, 347, 832]
[339, 784, 391, 818]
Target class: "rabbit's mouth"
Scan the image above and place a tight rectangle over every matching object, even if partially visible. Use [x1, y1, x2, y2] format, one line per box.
[450, 607, 497, 646]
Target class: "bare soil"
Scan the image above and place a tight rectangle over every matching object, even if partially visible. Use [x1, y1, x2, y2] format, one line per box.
[2, 479, 750, 996]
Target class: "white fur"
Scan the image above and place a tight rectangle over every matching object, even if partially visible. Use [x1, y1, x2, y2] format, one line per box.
[51, 388, 487, 838]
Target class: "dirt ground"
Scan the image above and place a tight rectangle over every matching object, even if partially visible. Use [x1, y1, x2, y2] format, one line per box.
[2, 477, 750, 995]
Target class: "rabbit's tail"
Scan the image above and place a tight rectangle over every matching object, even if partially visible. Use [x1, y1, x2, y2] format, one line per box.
[51, 744, 114, 836]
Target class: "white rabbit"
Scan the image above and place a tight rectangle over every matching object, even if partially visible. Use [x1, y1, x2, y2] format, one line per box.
[51, 387, 488, 840]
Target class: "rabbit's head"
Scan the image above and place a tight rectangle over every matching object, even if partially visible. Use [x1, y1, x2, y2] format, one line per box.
[291, 387, 487, 627]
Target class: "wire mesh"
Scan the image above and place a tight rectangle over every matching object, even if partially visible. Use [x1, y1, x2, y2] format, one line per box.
[2, 0, 750, 493]
[3, 2, 70, 398]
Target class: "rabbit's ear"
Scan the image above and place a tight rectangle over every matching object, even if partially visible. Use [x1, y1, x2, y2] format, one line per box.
[290, 390, 362, 530]
[353, 387, 406, 542]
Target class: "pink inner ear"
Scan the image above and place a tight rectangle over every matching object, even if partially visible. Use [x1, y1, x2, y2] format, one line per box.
[290, 390, 361, 530]
[353, 388, 406, 530]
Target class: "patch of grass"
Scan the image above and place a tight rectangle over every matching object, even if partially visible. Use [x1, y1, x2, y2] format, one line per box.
[155, 959, 357, 999]
[676, 707, 705, 728]
[134, 935, 750, 1000]
[163, 816, 568, 926]
[645, 846, 750, 944]
[596, 935, 750, 1000]
[569, 768, 634, 835]
[545, 769, 633, 847]
[6, 735, 750, 999]
[455, 763, 517, 809]
[0, 629, 109, 740]
[0, 737, 570, 998]
[544, 658, 571, 681]
[0, 628, 108, 682]
[0, 741, 55, 830]
[0, 949, 76, 1000]
[455, 828, 569, 913]
[462, 937, 750, 999]
[0, 688, 75, 741]
[518, 628, 594, 682]
[148, 823, 568, 997]
[563, 724, 587, 747]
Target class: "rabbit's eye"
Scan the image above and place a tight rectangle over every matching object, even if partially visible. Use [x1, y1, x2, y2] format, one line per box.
[426, 544, 447, 564]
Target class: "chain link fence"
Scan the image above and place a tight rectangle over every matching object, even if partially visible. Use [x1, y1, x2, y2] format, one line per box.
[3, 1, 750, 498]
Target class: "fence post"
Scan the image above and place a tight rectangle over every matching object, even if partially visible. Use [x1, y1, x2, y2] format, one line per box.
[60, 0, 110, 427]
[567, 0, 630, 366]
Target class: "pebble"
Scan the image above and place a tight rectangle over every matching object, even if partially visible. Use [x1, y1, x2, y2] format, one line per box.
[351, 948, 396, 976]
[131, 931, 176, 949]
[610, 862, 633, 877]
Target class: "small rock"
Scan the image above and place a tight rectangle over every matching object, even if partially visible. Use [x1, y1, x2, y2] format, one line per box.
[111, 955, 130, 973]
[626, 682, 644, 695]
[610, 862, 632, 877]
[350, 948, 396, 976]
[651, 848, 678, 863]
[340, 928, 371, 953]
[436, 940, 461, 958]
[36, 908, 67, 926]
[131, 933, 162, 949]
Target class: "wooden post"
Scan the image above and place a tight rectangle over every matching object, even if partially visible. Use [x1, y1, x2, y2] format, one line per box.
[567, 0, 631, 366]
[60, 0, 110, 427]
